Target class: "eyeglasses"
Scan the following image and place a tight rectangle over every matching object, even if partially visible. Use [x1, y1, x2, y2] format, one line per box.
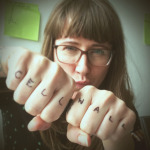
[54, 45, 112, 66]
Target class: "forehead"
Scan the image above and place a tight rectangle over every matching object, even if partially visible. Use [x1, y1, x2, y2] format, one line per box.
[55, 36, 111, 49]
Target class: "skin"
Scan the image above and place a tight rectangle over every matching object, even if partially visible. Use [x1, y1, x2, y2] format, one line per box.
[54, 37, 110, 91]
[54, 37, 136, 149]
[0, 40, 136, 149]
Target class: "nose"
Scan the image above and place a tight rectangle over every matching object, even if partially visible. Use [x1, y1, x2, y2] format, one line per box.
[75, 54, 90, 75]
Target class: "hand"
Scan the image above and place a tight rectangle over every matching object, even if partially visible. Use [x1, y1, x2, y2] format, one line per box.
[66, 86, 136, 147]
[2, 47, 75, 131]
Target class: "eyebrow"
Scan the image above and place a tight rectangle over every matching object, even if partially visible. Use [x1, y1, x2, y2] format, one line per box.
[59, 41, 80, 46]
[58, 41, 111, 50]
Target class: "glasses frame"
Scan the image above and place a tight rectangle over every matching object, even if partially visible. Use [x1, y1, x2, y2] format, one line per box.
[54, 45, 113, 67]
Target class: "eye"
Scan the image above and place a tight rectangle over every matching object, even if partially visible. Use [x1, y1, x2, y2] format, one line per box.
[91, 49, 106, 55]
[63, 45, 78, 51]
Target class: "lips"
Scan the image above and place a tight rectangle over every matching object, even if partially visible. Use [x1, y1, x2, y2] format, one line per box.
[75, 81, 90, 89]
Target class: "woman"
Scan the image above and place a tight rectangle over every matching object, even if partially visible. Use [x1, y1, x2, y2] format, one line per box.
[39, 0, 141, 149]
[0, 0, 144, 149]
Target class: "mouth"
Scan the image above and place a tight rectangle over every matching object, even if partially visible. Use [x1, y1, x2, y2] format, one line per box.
[75, 81, 90, 90]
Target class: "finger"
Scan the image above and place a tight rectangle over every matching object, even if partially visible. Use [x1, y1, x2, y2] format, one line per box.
[28, 115, 51, 131]
[80, 99, 109, 135]
[6, 57, 27, 90]
[24, 61, 74, 116]
[66, 86, 92, 127]
[96, 100, 126, 140]
[80, 89, 114, 135]
[25, 61, 71, 115]
[40, 85, 74, 123]
[13, 72, 41, 104]
[67, 124, 91, 147]
[24, 79, 56, 116]
[5, 48, 31, 90]
[112, 109, 136, 141]
[13, 55, 50, 104]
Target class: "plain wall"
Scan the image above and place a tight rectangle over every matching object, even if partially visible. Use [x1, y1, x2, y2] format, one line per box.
[0, 0, 150, 117]
[110, 0, 150, 116]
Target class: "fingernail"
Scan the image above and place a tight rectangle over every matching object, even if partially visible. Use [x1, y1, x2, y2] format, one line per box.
[28, 120, 36, 131]
[78, 134, 89, 147]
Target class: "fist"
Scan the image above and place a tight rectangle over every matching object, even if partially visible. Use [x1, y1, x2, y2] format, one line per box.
[3, 47, 75, 129]
[66, 86, 136, 146]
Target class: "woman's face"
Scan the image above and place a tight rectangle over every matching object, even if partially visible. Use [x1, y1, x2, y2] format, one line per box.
[54, 36, 111, 91]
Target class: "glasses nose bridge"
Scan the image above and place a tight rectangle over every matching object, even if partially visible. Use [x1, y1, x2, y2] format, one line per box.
[79, 48, 88, 56]
[77, 48, 90, 65]
[77, 48, 89, 61]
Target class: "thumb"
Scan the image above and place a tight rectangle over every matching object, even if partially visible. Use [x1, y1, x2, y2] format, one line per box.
[71, 91, 78, 100]
[28, 115, 51, 131]
[67, 124, 91, 147]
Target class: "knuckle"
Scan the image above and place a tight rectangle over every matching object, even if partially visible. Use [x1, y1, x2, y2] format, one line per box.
[129, 109, 136, 123]
[82, 85, 96, 93]
[31, 56, 50, 77]
[13, 91, 25, 105]
[6, 78, 17, 90]
[100, 90, 116, 102]
[105, 90, 115, 99]
[51, 62, 61, 74]
[66, 113, 80, 127]
[41, 110, 60, 123]
[48, 62, 62, 79]
[118, 100, 127, 109]
[98, 90, 116, 105]
[25, 103, 39, 116]
[97, 132, 109, 141]
[37, 55, 49, 67]
[23, 49, 32, 59]
[96, 127, 111, 141]
[80, 122, 92, 134]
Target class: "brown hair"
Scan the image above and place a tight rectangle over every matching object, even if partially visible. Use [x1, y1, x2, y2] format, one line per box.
[41, 0, 135, 149]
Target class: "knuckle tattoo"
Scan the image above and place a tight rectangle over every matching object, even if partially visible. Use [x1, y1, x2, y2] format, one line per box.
[26, 78, 34, 87]
[93, 106, 99, 113]
[41, 89, 47, 96]
[78, 98, 84, 104]
[122, 123, 126, 130]
[15, 70, 23, 79]
[109, 116, 113, 123]
[59, 97, 64, 106]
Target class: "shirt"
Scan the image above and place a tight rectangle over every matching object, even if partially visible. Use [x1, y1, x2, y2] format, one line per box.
[0, 78, 50, 150]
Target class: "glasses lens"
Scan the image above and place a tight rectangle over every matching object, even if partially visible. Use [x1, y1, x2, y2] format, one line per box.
[88, 49, 112, 66]
[56, 45, 112, 66]
[56, 45, 81, 63]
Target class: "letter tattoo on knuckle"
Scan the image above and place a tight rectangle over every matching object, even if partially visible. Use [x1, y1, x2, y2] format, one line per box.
[93, 107, 99, 113]
[78, 98, 84, 104]
[122, 123, 126, 130]
[26, 78, 34, 87]
[41, 89, 47, 96]
[109, 116, 113, 123]
[15, 71, 23, 79]
[59, 97, 64, 106]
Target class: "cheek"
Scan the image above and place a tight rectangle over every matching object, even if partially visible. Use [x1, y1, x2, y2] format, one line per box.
[54, 53, 74, 75]
[92, 68, 108, 87]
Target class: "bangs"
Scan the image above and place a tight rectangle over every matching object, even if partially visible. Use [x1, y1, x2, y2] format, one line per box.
[46, 0, 122, 45]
